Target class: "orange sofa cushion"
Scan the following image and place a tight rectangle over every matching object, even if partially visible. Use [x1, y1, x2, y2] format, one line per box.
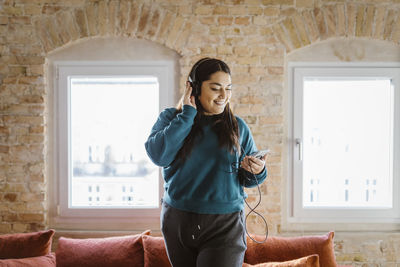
[0, 253, 56, 267]
[56, 230, 150, 267]
[242, 254, 320, 267]
[244, 232, 337, 267]
[142, 235, 171, 267]
[0, 229, 55, 259]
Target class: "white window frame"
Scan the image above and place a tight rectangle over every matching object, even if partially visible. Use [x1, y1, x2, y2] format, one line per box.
[52, 61, 174, 227]
[287, 62, 400, 224]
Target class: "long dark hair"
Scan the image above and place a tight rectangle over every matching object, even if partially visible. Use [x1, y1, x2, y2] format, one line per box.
[175, 58, 241, 161]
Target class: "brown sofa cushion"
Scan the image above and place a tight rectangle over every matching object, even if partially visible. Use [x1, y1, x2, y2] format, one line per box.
[0, 253, 56, 267]
[244, 232, 337, 267]
[242, 254, 320, 267]
[55, 230, 150, 267]
[0, 229, 55, 259]
[142, 235, 171, 267]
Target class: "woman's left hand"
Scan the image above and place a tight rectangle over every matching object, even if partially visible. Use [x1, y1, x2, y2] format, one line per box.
[240, 154, 267, 175]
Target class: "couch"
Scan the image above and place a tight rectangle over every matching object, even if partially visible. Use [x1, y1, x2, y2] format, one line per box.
[0, 229, 352, 267]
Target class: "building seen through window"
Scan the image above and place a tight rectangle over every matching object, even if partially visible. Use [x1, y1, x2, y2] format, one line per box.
[70, 77, 159, 208]
[302, 79, 393, 208]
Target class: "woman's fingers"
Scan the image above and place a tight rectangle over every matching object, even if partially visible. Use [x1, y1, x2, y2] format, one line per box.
[241, 156, 265, 174]
[182, 82, 196, 108]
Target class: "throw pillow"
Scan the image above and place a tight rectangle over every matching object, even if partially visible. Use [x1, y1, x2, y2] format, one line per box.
[142, 235, 171, 267]
[0, 253, 56, 267]
[56, 230, 150, 267]
[244, 232, 337, 267]
[242, 254, 320, 267]
[0, 229, 55, 259]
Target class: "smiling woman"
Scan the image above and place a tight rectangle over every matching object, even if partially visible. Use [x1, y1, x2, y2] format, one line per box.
[145, 58, 268, 267]
[198, 72, 232, 115]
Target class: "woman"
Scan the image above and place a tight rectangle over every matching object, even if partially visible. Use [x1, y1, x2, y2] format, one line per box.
[145, 58, 267, 267]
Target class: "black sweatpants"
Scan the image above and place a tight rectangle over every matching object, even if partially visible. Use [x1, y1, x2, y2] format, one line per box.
[160, 201, 247, 267]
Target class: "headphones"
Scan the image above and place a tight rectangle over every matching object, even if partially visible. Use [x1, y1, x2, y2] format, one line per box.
[187, 58, 213, 97]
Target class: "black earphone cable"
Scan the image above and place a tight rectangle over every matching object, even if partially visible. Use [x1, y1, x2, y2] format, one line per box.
[231, 152, 268, 244]
[226, 104, 268, 244]
[245, 162, 269, 244]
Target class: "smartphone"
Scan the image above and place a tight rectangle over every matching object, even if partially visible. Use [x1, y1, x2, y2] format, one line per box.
[249, 149, 270, 159]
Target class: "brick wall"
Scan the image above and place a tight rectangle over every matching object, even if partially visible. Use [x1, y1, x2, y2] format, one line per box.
[1, 0, 400, 265]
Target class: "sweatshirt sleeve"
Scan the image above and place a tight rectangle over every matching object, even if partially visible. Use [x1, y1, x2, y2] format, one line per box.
[145, 105, 197, 167]
[236, 117, 268, 188]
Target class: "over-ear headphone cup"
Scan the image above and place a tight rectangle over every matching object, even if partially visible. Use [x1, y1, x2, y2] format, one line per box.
[192, 81, 200, 96]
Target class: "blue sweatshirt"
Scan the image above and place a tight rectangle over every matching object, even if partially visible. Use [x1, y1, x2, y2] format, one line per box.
[145, 105, 267, 214]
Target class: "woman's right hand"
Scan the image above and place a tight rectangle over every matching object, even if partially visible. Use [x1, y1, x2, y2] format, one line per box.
[182, 81, 197, 109]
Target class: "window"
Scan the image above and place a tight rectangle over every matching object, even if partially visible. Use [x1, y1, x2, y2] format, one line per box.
[288, 63, 400, 223]
[53, 61, 174, 225]
[70, 77, 159, 208]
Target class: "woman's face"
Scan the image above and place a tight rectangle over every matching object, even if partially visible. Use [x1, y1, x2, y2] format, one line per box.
[198, 71, 232, 115]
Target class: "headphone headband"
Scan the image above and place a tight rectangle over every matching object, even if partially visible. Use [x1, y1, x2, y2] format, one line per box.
[190, 58, 212, 83]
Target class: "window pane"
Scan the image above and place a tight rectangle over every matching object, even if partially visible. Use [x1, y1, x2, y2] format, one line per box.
[302, 79, 393, 208]
[70, 77, 159, 208]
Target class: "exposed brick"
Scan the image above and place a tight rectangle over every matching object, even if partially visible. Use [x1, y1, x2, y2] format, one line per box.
[156, 11, 173, 43]
[325, 5, 336, 37]
[336, 4, 346, 36]
[33, 18, 53, 52]
[117, 0, 130, 35]
[282, 18, 301, 49]
[302, 9, 319, 42]
[347, 3, 357, 36]
[292, 13, 310, 46]
[4, 193, 17, 202]
[362, 6, 375, 37]
[63, 11, 80, 41]
[147, 8, 161, 39]
[166, 17, 185, 48]
[126, 1, 141, 35]
[355, 5, 365, 37]
[136, 4, 150, 37]
[108, 1, 118, 35]
[213, 5, 229, 15]
[217, 45, 233, 55]
[272, 23, 291, 51]
[19, 213, 44, 222]
[383, 9, 396, 40]
[9, 16, 31, 25]
[262, 0, 293, 5]
[392, 13, 400, 43]
[235, 16, 250, 25]
[12, 223, 28, 232]
[200, 16, 215, 25]
[253, 15, 268, 25]
[236, 56, 259, 65]
[0, 224, 12, 233]
[264, 7, 280, 16]
[74, 8, 89, 38]
[85, 2, 98, 36]
[0, 145, 9, 153]
[296, 0, 314, 8]
[194, 5, 213, 15]
[247, 6, 263, 15]
[97, 0, 108, 35]
[42, 5, 63, 15]
[229, 6, 247, 15]
[313, 7, 326, 39]
[373, 6, 386, 39]
[24, 5, 41, 16]
[218, 16, 234, 25]
[174, 21, 192, 51]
